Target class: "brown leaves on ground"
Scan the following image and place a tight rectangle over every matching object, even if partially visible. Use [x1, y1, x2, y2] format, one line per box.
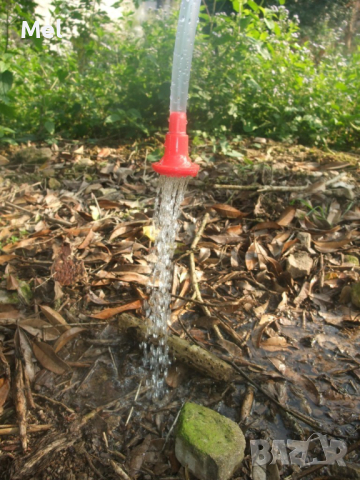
[0, 139, 360, 478]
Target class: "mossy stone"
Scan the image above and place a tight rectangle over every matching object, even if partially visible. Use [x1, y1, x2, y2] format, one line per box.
[175, 402, 245, 480]
[351, 282, 360, 308]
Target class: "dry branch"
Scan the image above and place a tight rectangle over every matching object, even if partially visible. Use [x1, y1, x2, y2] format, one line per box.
[213, 172, 348, 193]
[0, 424, 52, 436]
[117, 313, 234, 382]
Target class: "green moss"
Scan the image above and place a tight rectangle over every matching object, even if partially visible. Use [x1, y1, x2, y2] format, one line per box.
[0, 290, 19, 304]
[351, 282, 360, 309]
[18, 281, 33, 305]
[177, 403, 238, 458]
[344, 255, 359, 266]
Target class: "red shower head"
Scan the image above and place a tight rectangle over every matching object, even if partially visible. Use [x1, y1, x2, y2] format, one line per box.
[152, 112, 199, 177]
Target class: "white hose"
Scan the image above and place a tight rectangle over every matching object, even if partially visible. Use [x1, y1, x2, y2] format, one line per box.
[170, 0, 202, 113]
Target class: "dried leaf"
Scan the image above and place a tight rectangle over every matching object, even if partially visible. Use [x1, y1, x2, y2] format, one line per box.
[165, 364, 187, 388]
[261, 336, 291, 351]
[97, 147, 111, 158]
[32, 338, 70, 375]
[117, 273, 149, 285]
[252, 221, 281, 231]
[252, 315, 275, 347]
[91, 299, 142, 320]
[78, 228, 95, 250]
[0, 255, 18, 265]
[54, 327, 86, 353]
[206, 234, 244, 245]
[277, 206, 296, 226]
[143, 225, 158, 242]
[128, 435, 152, 477]
[270, 358, 321, 405]
[0, 309, 20, 320]
[226, 225, 243, 235]
[40, 305, 70, 331]
[15, 329, 35, 382]
[313, 238, 350, 253]
[210, 204, 247, 218]
[0, 377, 10, 409]
[217, 338, 243, 358]
[19, 317, 61, 341]
[246, 242, 257, 271]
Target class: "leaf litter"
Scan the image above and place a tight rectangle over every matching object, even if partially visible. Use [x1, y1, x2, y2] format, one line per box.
[0, 139, 360, 479]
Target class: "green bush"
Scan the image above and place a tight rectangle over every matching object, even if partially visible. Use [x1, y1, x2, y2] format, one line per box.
[0, 0, 359, 148]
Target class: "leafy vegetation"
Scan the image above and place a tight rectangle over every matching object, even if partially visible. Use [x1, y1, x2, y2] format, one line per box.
[0, 0, 359, 148]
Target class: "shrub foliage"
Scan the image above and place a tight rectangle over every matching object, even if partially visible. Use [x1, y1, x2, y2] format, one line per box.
[0, 0, 359, 148]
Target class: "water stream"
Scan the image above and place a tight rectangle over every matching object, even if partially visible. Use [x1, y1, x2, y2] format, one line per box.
[144, 176, 188, 399]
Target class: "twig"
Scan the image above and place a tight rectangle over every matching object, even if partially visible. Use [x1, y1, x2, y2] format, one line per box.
[214, 172, 348, 193]
[213, 184, 260, 191]
[14, 357, 28, 451]
[4, 201, 33, 215]
[33, 393, 75, 414]
[124, 380, 142, 427]
[108, 347, 118, 376]
[191, 212, 210, 251]
[178, 317, 201, 347]
[22, 368, 35, 410]
[171, 293, 240, 307]
[110, 460, 132, 480]
[0, 424, 52, 436]
[189, 213, 212, 317]
[83, 450, 106, 480]
[161, 402, 185, 452]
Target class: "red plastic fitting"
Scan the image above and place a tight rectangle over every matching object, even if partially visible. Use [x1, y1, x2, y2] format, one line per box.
[152, 112, 199, 177]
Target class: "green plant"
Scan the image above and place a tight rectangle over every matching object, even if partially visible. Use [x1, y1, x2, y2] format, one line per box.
[0, 0, 358, 149]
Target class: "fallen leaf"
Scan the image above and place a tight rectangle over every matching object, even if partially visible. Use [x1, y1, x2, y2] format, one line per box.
[0, 377, 10, 409]
[143, 225, 158, 242]
[166, 364, 187, 388]
[313, 238, 351, 253]
[277, 206, 296, 226]
[246, 242, 257, 271]
[0, 309, 20, 320]
[210, 204, 247, 218]
[15, 328, 35, 382]
[19, 317, 61, 341]
[217, 338, 243, 358]
[0, 255, 18, 265]
[269, 358, 321, 405]
[261, 336, 291, 351]
[97, 147, 111, 158]
[40, 305, 70, 331]
[91, 299, 142, 320]
[128, 435, 152, 477]
[251, 221, 281, 231]
[117, 273, 149, 285]
[54, 327, 86, 353]
[32, 338, 70, 375]
[252, 314, 275, 347]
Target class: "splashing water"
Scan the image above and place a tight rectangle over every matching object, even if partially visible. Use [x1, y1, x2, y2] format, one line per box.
[143, 176, 188, 399]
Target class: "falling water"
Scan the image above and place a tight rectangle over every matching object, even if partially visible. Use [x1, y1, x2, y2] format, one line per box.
[144, 176, 188, 399]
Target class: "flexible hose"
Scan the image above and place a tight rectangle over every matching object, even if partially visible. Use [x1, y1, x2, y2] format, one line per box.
[170, 0, 201, 113]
